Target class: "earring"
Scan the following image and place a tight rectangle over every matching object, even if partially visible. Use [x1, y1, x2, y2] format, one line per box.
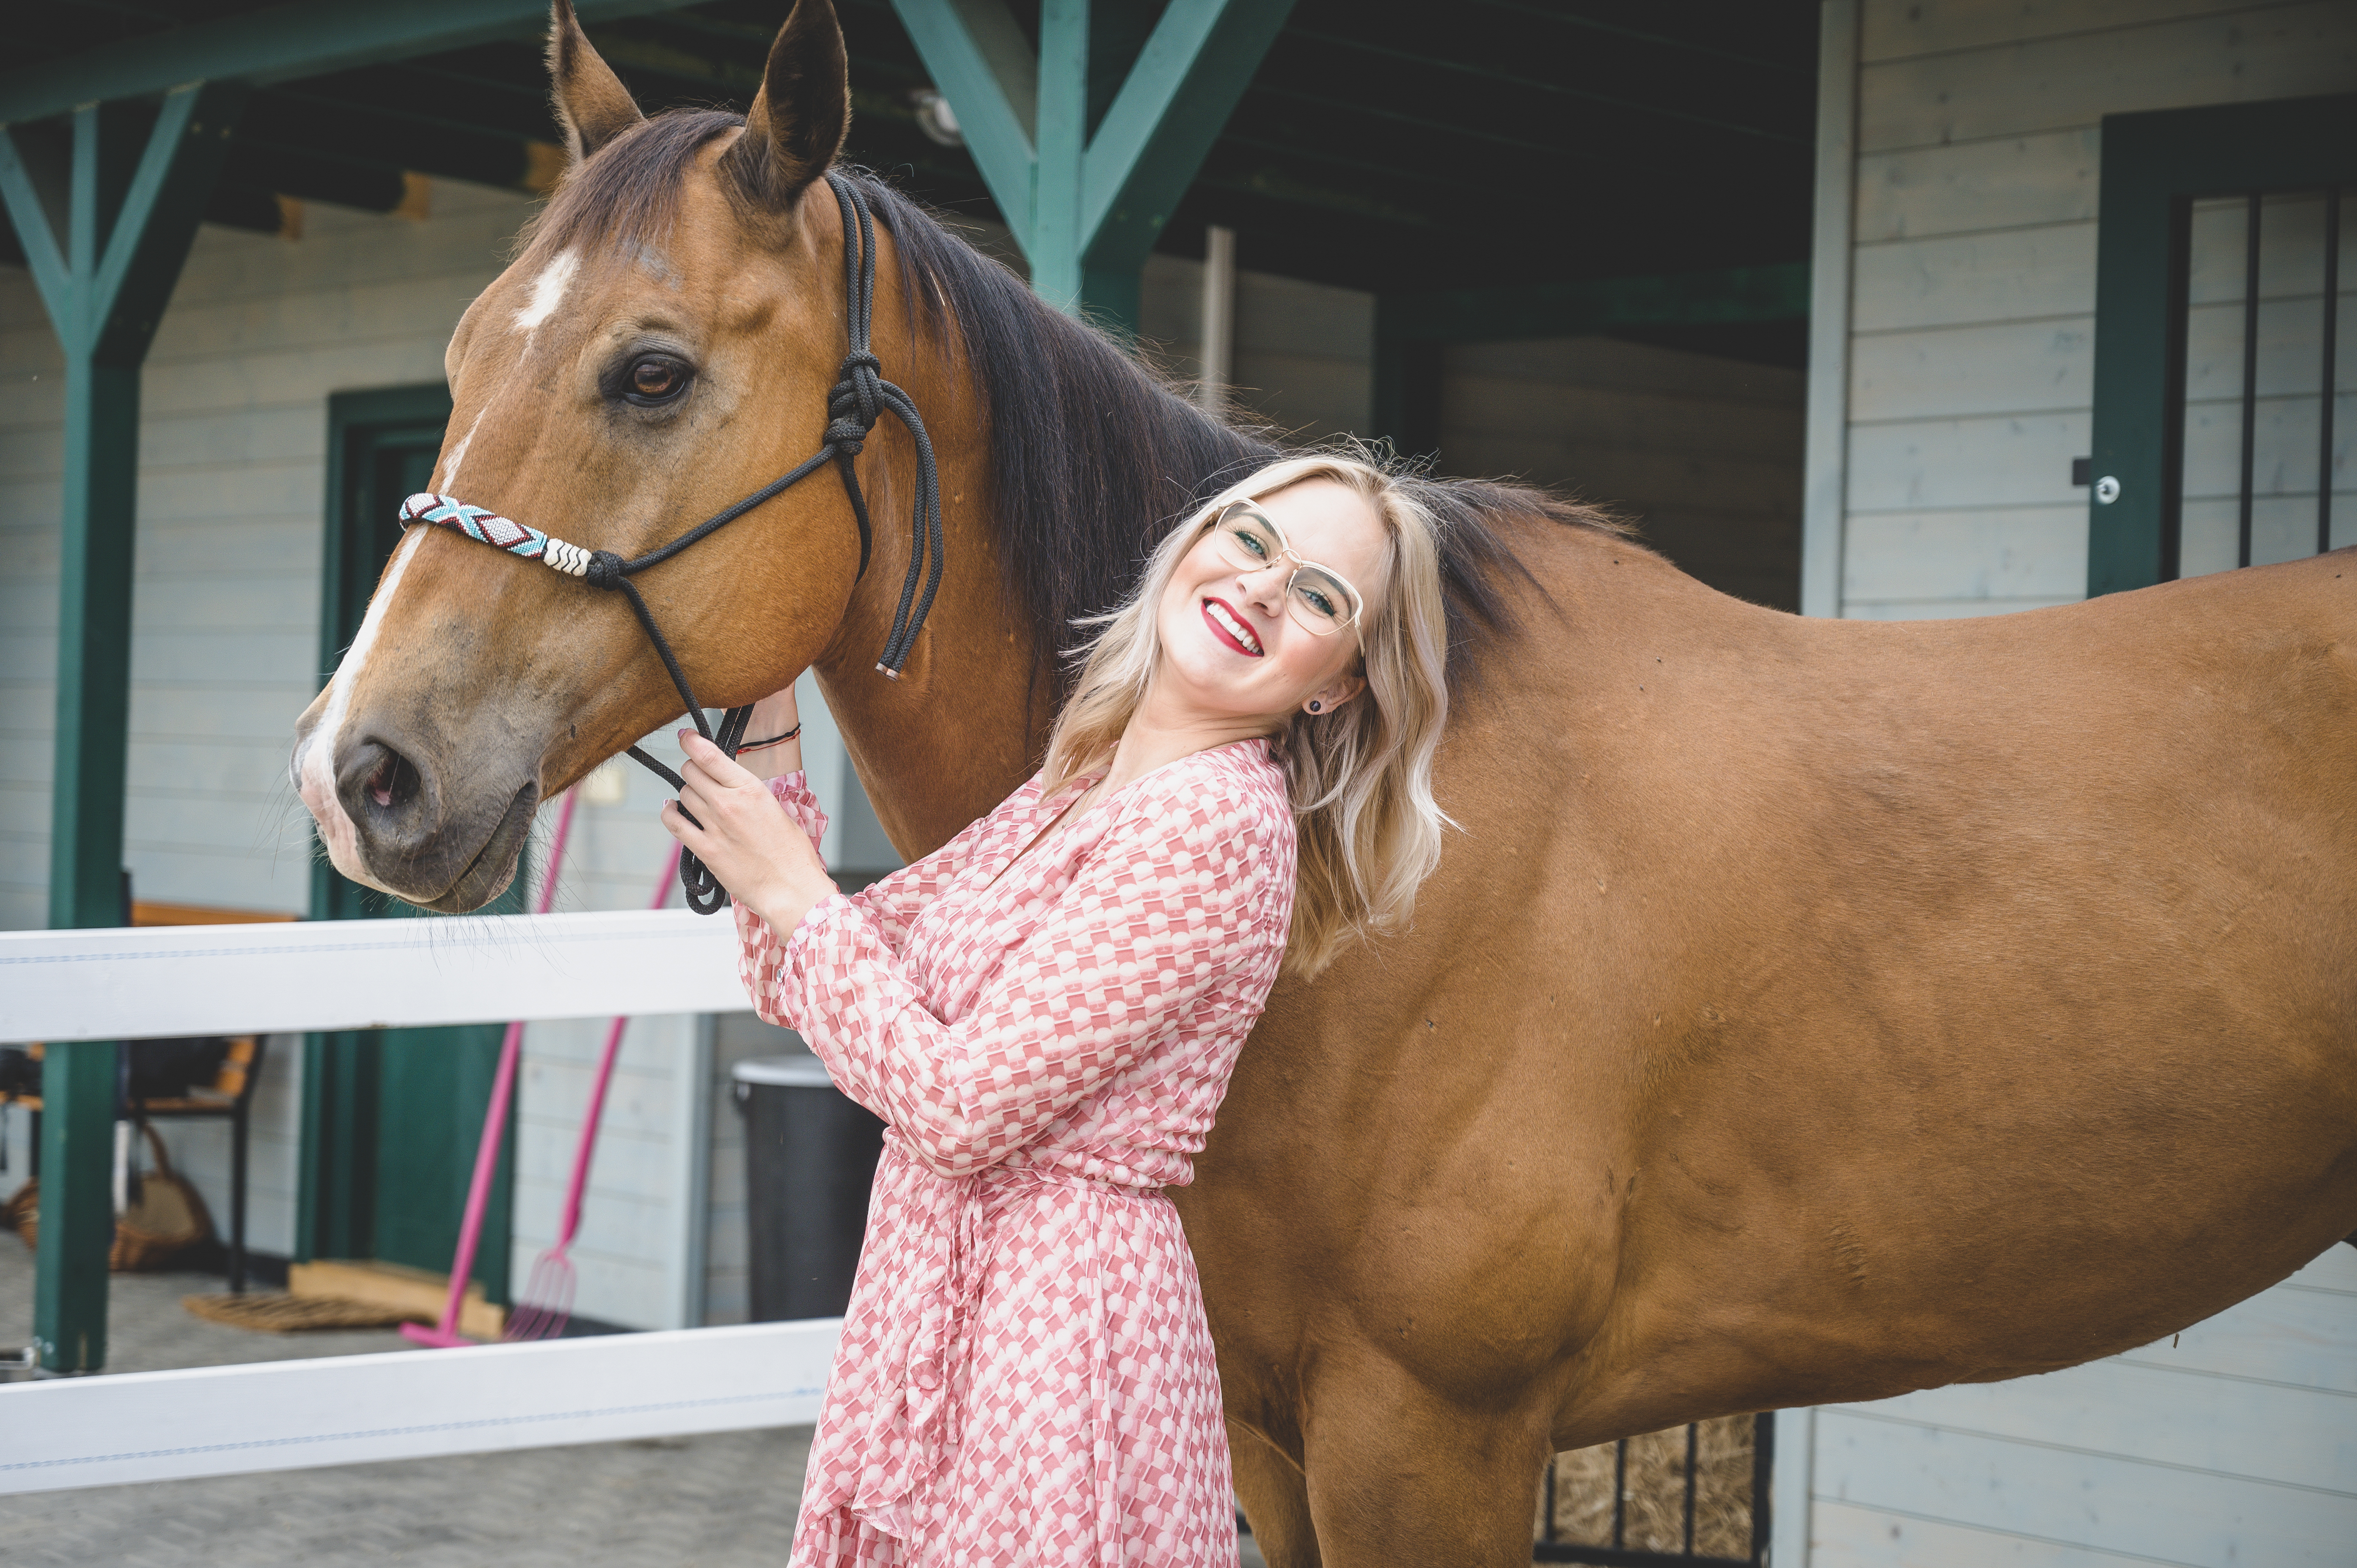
[1307, 700, 1323, 713]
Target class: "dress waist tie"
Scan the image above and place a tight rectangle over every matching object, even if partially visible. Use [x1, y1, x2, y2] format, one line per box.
[835, 1151, 1161, 1543]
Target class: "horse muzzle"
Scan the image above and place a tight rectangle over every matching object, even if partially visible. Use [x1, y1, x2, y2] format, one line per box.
[303, 713, 539, 913]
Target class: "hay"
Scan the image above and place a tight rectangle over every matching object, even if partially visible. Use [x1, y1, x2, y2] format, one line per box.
[1538, 1415, 1755, 1558]
[181, 1292, 414, 1333]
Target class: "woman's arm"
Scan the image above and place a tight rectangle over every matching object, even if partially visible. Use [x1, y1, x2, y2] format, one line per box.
[765, 781, 1286, 1178]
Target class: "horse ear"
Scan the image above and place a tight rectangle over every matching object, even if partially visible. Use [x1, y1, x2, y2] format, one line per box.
[546, 0, 644, 162]
[721, 0, 851, 210]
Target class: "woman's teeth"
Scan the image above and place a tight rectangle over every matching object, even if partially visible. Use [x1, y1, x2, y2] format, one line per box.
[1205, 598, 1263, 654]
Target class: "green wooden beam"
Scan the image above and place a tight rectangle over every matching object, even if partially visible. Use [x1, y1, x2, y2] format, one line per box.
[892, 0, 1292, 333]
[0, 80, 246, 1376]
[0, 0, 705, 130]
[2086, 93, 2357, 597]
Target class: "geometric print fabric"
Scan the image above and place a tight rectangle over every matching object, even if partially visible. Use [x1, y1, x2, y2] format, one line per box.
[736, 739, 1297, 1567]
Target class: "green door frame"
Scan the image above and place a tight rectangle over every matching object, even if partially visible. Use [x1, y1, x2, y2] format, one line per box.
[2085, 92, 2357, 598]
[890, 0, 1293, 334]
[297, 387, 519, 1300]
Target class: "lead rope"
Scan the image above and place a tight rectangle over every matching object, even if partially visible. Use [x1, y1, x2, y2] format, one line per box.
[398, 172, 946, 914]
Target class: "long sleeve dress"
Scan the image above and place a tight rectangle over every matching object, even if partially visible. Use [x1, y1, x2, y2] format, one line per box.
[735, 736, 1297, 1568]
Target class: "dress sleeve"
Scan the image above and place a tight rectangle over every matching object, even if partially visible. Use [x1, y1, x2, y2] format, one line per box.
[761, 778, 1283, 1178]
[735, 772, 999, 1013]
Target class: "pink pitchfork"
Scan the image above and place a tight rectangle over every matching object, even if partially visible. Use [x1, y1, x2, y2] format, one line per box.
[504, 840, 682, 1341]
[403, 788, 580, 1350]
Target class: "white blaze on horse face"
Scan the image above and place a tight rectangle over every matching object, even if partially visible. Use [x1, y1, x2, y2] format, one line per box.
[514, 249, 580, 336]
[435, 406, 486, 495]
[294, 527, 426, 886]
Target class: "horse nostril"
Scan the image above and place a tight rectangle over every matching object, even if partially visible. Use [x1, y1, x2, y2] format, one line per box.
[365, 751, 422, 812]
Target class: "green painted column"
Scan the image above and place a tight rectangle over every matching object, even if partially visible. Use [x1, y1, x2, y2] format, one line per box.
[0, 82, 245, 1373]
[892, 0, 1293, 337]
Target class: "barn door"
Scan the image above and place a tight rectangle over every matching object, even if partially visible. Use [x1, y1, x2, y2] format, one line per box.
[294, 386, 523, 1301]
[2086, 94, 2356, 594]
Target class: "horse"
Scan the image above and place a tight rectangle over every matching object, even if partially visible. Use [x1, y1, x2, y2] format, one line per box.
[291, 2, 2357, 1560]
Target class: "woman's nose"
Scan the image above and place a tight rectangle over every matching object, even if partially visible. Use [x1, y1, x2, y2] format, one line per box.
[1236, 563, 1288, 611]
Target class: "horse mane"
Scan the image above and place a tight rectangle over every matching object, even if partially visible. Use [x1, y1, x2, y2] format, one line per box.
[525, 109, 1623, 685]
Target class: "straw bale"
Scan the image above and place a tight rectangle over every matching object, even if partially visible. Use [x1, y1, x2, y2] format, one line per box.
[1537, 1415, 1755, 1558]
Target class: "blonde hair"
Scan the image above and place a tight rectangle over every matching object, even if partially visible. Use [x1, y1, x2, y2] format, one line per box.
[1041, 450, 1454, 978]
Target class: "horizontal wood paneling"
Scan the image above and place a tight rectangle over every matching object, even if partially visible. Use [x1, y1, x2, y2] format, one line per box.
[1861, 0, 2357, 151]
[1850, 316, 2094, 421]
[1843, 505, 2090, 600]
[1812, 1410, 2354, 1564]
[1852, 222, 2098, 333]
[1811, 1499, 2175, 1568]
[1856, 130, 2100, 244]
[1845, 412, 2088, 511]
[1862, 0, 2274, 62]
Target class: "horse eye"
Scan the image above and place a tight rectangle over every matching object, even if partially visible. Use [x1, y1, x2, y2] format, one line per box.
[622, 354, 691, 406]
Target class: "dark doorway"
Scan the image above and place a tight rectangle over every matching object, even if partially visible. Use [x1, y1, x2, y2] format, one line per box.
[294, 386, 523, 1299]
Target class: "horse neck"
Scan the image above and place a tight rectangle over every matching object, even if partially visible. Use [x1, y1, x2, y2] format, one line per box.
[806, 277, 1050, 860]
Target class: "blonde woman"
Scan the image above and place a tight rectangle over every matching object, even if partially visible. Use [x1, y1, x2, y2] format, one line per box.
[664, 453, 1453, 1566]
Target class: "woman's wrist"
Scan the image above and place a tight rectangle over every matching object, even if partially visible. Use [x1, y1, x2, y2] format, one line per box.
[740, 685, 804, 781]
[747, 860, 839, 937]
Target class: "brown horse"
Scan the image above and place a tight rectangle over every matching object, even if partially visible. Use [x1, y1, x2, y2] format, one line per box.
[292, 3, 2357, 1561]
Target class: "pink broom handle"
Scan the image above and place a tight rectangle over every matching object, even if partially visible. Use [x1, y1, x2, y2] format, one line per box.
[552, 840, 682, 1248]
[408, 790, 578, 1347]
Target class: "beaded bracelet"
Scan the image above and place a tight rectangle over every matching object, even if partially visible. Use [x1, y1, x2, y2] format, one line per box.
[736, 724, 803, 752]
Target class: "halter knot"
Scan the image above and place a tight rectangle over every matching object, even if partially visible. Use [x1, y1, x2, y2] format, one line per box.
[825, 417, 869, 455]
[583, 550, 627, 591]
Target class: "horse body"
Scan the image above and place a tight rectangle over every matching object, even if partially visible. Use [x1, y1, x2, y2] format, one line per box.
[292, 6, 2357, 1562]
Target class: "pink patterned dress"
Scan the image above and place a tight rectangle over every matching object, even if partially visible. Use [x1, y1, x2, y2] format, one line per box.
[735, 737, 1296, 1568]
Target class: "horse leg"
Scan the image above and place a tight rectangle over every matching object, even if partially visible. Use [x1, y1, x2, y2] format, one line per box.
[1297, 1354, 1550, 1568]
[1233, 1420, 1322, 1567]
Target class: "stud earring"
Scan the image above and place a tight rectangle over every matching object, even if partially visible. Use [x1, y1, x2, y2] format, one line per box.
[1307, 700, 1323, 713]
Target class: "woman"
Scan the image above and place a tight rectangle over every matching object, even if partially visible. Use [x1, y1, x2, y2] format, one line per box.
[664, 453, 1455, 1566]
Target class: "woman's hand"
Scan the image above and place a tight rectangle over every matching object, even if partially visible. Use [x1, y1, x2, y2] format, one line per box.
[660, 728, 837, 934]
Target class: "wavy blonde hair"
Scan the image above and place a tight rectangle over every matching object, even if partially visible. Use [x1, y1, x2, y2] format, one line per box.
[1041, 451, 1453, 978]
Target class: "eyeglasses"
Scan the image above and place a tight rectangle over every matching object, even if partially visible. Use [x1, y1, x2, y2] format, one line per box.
[1203, 500, 1365, 636]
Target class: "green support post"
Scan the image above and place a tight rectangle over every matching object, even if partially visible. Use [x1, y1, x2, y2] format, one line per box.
[893, 0, 1293, 335]
[0, 80, 246, 1374]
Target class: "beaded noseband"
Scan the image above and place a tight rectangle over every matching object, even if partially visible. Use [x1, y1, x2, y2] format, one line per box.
[398, 173, 943, 915]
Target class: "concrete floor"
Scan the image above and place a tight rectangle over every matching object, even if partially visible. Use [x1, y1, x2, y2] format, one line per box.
[0, 1241, 1267, 1565]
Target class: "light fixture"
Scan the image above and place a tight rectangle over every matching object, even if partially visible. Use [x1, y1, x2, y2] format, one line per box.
[910, 88, 962, 147]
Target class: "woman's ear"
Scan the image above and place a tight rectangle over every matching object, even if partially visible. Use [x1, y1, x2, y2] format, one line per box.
[546, 0, 644, 162]
[1304, 673, 1368, 715]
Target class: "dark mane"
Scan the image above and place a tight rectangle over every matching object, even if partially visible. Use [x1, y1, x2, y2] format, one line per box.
[528, 109, 1615, 683]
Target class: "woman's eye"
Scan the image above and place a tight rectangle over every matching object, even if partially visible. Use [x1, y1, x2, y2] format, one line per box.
[623, 355, 691, 405]
[1301, 588, 1337, 618]
[1231, 527, 1269, 558]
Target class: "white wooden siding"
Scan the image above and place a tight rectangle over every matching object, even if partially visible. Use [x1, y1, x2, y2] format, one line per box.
[1830, 0, 2357, 623]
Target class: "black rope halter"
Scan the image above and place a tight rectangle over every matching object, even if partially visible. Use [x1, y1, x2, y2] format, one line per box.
[399, 173, 944, 914]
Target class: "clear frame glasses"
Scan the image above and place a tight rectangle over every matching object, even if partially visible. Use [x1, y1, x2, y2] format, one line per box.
[1204, 500, 1365, 636]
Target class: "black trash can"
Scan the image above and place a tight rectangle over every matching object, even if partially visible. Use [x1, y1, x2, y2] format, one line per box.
[732, 1054, 886, 1321]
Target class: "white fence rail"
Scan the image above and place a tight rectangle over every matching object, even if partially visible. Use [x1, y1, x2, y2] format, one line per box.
[0, 909, 745, 1042]
[0, 912, 836, 1497]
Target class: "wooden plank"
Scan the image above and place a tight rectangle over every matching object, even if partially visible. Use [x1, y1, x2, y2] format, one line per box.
[1840, 595, 2079, 621]
[2184, 298, 2348, 401]
[2111, 1274, 2357, 1392]
[1441, 380, 1805, 461]
[1849, 316, 2095, 422]
[290, 1257, 504, 1341]
[1810, 1497, 2166, 1568]
[1857, 131, 2100, 244]
[1859, 1, 2357, 152]
[0, 909, 750, 1043]
[1829, 1357, 2357, 1493]
[1853, 222, 2098, 334]
[1812, 1409, 2357, 1562]
[1843, 505, 2090, 601]
[0, 1318, 837, 1494]
[1845, 411, 2090, 511]
[1860, 0, 2268, 64]
[1448, 335, 1806, 402]
[1435, 434, 1803, 516]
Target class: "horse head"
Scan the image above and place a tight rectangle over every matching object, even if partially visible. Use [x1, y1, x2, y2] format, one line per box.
[291, 0, 970, 911]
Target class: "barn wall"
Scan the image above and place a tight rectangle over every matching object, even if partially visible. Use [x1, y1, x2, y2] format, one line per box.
[1817, 0, 2357, 621]
[1785, 1, 2357, 1561]
[1439, 337, 1806, 610]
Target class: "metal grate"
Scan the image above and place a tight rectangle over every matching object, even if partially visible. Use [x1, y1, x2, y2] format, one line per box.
[1533, 1414, 1772, 1566]
[2174, 185, 2351, 576]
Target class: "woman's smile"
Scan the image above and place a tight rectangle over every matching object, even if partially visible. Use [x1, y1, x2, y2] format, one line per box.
[1201, 595, 1265, 657]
